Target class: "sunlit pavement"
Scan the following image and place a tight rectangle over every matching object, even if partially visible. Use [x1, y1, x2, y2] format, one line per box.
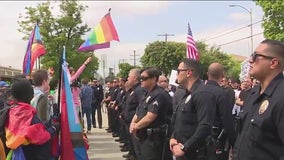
[86, 110, 124, 160]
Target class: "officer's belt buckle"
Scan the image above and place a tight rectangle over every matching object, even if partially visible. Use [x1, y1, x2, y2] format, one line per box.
[146, 128, 160, 135]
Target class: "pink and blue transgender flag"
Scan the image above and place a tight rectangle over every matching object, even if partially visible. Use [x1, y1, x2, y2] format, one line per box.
[60, 47, 88, 160]
[186, 23, 199, 60]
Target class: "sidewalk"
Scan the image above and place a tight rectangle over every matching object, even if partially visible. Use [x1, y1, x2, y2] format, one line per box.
[87, 111, 125, 160]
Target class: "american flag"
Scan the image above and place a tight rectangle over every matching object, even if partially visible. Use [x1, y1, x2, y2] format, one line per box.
[186, 23, 199, 60]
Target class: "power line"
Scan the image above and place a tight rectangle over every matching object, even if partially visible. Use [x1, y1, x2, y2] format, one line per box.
[218, 32, 263, 47]
[157, 33, 175, 42]
[205, 20, 263, 41]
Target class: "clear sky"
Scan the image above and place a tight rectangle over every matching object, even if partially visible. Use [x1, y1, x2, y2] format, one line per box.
[0, 1, 264, 76]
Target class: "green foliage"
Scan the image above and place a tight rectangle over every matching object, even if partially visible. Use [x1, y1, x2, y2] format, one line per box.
[141, 40, 241, 80]
[18, 1, 99, 80]
[255, 0, 284, 41]
[197, 42, 237, 79]
[140, 41, 185, 76]
[117, 63, 137, 78]
[197, 42, 241, 80]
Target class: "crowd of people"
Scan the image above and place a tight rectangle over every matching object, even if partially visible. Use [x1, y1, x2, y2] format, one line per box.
[0, 39, 284, 160]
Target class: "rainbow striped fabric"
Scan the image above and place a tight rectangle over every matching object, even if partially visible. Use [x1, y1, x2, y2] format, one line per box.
[78, 12, 119, 52]
[22, 24, 46, 75]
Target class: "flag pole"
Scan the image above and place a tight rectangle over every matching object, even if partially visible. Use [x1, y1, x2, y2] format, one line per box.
[36, 20, 40, 70]
[57, 46, 64, 110]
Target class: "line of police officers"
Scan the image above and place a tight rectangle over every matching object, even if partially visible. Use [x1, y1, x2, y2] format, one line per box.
[103, 39, 284, 160]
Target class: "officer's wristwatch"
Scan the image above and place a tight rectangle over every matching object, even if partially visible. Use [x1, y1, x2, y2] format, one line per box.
[180, 144, 187, 152]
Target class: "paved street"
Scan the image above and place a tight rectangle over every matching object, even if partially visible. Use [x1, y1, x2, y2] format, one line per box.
[87, 111, 125, 160]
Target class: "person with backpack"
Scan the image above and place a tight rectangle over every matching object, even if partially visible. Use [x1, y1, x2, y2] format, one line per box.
[1, 77, 59, 160]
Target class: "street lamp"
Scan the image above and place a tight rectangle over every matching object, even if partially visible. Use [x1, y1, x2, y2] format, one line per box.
[229, 4, 253, 54]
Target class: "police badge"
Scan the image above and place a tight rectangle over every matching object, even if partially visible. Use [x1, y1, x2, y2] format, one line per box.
[146, 96, 151, 103]
[185, 95, 191, 104]
[259, 100, 269, 115]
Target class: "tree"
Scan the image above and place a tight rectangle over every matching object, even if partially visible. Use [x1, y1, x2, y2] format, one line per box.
[141, 40, 241, 80]
[140, 41, 185, 76]
[255, 0, 284, 41]
[18, 1, 99, 80]
[117, 62, 137, 78]
[198, 42, 241, 80]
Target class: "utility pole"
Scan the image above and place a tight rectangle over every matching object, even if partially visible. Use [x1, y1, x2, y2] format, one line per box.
[157, 33, 175, 42]
[101, 54, 107, 87]
[119, 59, 128, 64]
[102, 60, 105, 86]
[229, 4, 253, 54]
[130, 50, 140, 67]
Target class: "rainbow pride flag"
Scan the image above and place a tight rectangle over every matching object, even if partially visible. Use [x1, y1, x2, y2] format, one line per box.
[78, 10, 119, 52]
[22, 24, 46, 75]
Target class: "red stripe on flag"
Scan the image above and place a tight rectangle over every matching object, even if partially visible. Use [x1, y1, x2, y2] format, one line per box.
[60, 88, 76, 160]
[104, 13, 119, 41]
[186, 23, 199, 60]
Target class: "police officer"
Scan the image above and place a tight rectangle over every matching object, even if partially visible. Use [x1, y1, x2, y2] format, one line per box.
[112, 78, 127, 141]
[109, 79, 120, 137]
[233, 39, 284, 160]
[91, 79, 104, 129]
[170, 58, 213, 160]
[205, 63, 236, 160]
[130, 67, 172, 160]
[123, 68, 146, 160]
[103, 81, 113, 132]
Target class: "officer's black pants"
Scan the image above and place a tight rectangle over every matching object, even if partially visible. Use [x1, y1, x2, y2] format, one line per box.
[138, 132, 163, 160]
[113, 110, 120, 134]
[107, 107, 115, 130]
[125, 122, 136, 156]
[175, 147, 208, 160]
[119, 118, 127, 141]
[207, 143, 229, 160]
[92, 102, 102, 128]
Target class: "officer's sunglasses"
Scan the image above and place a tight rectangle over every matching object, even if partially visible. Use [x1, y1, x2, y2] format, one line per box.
[251, 52, 274, 62]
[140, 76, 152, 82]
[177, 69, 190, 74]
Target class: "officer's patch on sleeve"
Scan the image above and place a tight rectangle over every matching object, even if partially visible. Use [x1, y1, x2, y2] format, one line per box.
[185, 95, 191, 104]
[259, 99, 269, 115]
[146, 96, 151, 103]
[153, 100, 158, 106]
